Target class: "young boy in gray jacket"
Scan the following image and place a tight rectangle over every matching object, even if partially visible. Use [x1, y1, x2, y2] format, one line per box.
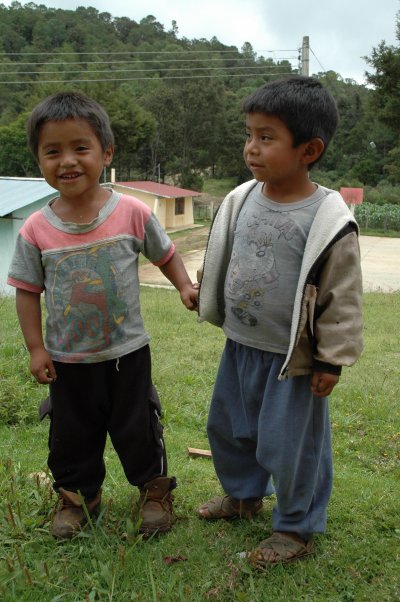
[197, 76, 363, 567]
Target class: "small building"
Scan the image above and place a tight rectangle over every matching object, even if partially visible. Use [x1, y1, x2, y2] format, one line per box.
[0, 177, 58, 295]
[113, 180, 199, 230]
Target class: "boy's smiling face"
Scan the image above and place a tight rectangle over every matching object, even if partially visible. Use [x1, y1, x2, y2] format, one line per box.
[37, 117, 113, 202]
[243, 112, 320, 202]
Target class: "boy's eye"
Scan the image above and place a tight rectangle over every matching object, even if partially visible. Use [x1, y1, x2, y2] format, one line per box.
[44, 149, 58, 156]
[76, 146, 89, 151]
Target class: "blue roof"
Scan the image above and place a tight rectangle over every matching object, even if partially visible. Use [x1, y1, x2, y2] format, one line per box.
[0, 177, 57, 217]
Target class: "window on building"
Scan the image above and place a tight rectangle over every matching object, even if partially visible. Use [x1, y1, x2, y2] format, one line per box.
[175, 197, 185, 215]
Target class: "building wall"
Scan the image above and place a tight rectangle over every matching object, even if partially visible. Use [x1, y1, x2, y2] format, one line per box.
[0, 218, 17, 295]
[165, 197, 194, 230]
[112, 185, 156, 212]
[111, 185, 194, 230]
[0, 197, 55, 295]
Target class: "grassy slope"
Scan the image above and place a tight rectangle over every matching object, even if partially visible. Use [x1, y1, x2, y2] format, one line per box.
[0, 290, 399, 601]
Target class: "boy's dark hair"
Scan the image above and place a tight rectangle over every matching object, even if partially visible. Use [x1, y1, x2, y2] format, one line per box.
[243, 76, 338, 167]
[27, 90, 114, 157]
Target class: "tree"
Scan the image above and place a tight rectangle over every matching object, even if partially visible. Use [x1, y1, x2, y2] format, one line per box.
[0, 113, 37, 176]
[366, 41, 400, 134]
[102, 90, 156, 180]
[139, 75, 227, 187]
[383, 145, 400, 184]
[0, 2, 391, 188]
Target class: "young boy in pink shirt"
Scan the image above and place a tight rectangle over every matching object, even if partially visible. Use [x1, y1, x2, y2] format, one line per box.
[8, 91, 198, 539]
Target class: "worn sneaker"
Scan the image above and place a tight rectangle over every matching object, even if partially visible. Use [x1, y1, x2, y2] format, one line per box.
[51, 488, 101, 539]
[138, 477, 176, 536]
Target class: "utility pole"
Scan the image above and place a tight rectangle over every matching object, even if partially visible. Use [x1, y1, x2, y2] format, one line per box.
[301, 36, 310, 76]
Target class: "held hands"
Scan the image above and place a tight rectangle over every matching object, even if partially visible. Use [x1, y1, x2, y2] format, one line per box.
[29, 347, 57, 385]
[180, 282, 199, 312]
[311, 371, 339, 397]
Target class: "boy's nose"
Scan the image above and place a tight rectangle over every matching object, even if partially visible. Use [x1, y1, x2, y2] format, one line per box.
[60, 153, 78, 167]
[246, 139, 259, 154]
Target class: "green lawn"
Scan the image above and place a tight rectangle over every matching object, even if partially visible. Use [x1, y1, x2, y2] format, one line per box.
[0, 290, 399, 601]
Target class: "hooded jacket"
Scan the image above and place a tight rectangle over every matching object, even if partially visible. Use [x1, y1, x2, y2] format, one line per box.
[198, 180, 363, 380]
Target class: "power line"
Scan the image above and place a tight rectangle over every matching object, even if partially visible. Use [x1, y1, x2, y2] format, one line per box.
[0, 57, 298, 74]
[0, 48, 298, 57]
[309, 46, 326, 73]
[0, 65, 297, 77]
[0, 45, 300, 85]
[0, 71, 297, 85]
[0, 56, 297, 68]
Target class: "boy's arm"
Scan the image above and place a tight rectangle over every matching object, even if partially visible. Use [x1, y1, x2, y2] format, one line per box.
[159, 252, 198, 311]
[314, 230, 363, 371]
[16, 289, 57, 384]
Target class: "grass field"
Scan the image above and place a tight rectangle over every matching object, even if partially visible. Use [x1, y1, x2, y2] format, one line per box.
[0, 290, 399, 601]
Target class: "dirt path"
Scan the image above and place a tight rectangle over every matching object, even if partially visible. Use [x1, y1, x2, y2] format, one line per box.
[139, 232, 400, 293]
[170, 227, 209, 255]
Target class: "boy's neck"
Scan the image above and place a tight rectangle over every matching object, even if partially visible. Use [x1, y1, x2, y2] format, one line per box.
[51, 185, 111, 224]
[262, 177, 317, 204]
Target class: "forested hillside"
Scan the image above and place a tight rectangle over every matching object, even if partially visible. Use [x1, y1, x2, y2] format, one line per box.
[0, 1, 399, 198]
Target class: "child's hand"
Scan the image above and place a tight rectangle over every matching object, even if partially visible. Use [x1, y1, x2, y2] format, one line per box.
[29, 347, 57, 385]
[311, 371, 339, 397]
[180, 283, 199, 312]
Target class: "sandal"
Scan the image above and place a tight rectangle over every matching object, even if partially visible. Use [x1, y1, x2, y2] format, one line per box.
[197, 495, 262, 520]
[248, 532, 315, 568]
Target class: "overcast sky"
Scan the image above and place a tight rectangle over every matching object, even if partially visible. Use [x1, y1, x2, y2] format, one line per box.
[3, 0, 399, 83]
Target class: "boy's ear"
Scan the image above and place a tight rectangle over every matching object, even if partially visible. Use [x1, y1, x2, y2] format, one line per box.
[103, 144, 114, 166]
[302, 138, 325, 166]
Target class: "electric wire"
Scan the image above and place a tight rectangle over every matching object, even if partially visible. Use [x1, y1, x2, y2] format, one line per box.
[0, 65, 297, 77]
[0, 48, 298, 56]
[0, 48, 300, 85]
[309, 46, 326, 73]
[0, 71, 297, 85]
[0, 56, 297, 68]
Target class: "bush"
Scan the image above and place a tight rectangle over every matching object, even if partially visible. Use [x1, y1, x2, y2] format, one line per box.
[364, 184, 400, 205]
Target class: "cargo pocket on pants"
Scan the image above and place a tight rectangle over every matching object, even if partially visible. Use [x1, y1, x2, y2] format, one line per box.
[149, 384, 167, 476]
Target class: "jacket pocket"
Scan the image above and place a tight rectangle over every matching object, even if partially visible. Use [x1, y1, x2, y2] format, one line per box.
[296, 284, 317, 345]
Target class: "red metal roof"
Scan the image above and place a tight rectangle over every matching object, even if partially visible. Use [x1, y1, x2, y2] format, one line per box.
[116, 181, 201, 198]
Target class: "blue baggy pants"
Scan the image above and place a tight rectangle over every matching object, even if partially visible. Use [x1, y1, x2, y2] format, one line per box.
[207, 339, 333, 537]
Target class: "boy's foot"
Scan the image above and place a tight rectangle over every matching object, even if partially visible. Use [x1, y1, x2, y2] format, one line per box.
[248, 532, 314, 568]
[138, 477, 176, 536]
[198, 495, 263, 520]
[51, 488, 101, 539]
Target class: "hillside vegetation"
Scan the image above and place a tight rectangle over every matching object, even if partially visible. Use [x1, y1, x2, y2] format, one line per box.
[0, 2, 400, 206]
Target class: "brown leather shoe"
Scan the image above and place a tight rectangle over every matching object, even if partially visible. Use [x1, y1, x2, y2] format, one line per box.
[138, 477, 176, 536]
[51, 488, 101, 539]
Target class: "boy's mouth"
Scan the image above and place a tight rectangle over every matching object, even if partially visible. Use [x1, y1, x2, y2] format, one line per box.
[59, 172, 82, 180]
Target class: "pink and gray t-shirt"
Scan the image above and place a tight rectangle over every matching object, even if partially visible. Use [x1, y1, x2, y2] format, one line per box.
[8, 190, 175, 364]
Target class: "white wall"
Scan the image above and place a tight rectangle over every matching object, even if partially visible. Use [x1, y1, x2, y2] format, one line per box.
[0, 197, 55, 295]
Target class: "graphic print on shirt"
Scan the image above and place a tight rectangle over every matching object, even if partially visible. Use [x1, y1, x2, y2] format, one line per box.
[226, 208, 298, 327]
[50, 242, 128, 354]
